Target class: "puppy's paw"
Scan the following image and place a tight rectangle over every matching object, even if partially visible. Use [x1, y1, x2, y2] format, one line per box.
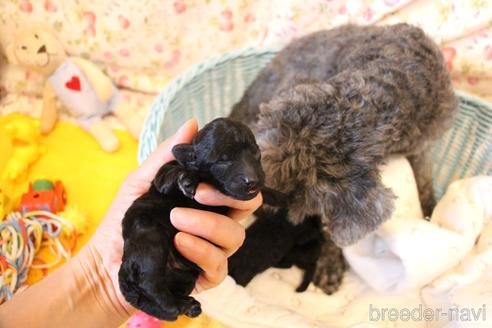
[229, 267, 255, 286]
[177, 172, 199, 198]
[151, 306, 180, 322]
[178, 296, 202, 318]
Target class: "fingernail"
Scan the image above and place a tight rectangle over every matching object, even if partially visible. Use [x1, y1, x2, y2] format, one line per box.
[170, 208, 192, 228]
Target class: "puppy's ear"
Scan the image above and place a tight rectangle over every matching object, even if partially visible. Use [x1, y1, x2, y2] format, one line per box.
[324, 172, 395, 247]
[172, 144, 196, 168]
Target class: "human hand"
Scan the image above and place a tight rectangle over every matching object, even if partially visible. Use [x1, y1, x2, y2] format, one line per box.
[78, 118, 262, 315]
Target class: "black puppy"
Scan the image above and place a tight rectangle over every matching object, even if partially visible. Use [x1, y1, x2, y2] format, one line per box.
[119, 118, 283, 321]
[274, 216, 323, 292]
[229, 210, 323, 292]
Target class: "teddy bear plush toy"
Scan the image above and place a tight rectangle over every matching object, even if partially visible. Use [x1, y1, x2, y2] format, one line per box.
[5, 24, 142, 152]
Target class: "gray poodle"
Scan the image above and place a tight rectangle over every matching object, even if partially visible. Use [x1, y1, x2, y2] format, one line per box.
[229, 23, 457, 293]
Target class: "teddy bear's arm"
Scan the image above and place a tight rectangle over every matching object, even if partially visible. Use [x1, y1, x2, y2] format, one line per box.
[71, 57, 114, 103]
[40, 82, 59, 134]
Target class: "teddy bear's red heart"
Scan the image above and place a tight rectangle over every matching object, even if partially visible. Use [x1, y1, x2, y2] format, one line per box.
[65, 76, 81, 91]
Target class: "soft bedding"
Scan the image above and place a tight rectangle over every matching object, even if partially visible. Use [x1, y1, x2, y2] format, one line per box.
[196, 157, 492, 328]
[1, 2, 491, 327]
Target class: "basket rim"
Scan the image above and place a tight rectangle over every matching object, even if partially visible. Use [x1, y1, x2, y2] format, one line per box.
[138, 46, 283, 164]
[454, 89, 492, 109]
[138, 46, 492, 164]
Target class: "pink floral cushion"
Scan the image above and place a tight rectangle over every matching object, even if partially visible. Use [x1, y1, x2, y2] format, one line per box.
[1, 0, 492, 102]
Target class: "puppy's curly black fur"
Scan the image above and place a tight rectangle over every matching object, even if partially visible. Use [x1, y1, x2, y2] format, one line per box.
[118, 118, 285, 321]
[274, 216, 324, 292]
[230, 24, 457, 293]
[229, 210, 324, 292]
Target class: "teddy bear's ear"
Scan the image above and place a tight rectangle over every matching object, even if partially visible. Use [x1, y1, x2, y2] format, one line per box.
[4, 43, 19, 65]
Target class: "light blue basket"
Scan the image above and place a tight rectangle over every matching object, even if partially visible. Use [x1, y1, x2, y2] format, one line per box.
[139, 47, 492, 199]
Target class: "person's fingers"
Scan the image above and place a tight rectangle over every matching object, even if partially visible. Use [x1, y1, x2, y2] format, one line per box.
[132, 118, 198, 183]
[174, 232, 228, 288]
[170, 208, 245, 256]
[194, 273, 224, 293]
[193, 183, 263, 220]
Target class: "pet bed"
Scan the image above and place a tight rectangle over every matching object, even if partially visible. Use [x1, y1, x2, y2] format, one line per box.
[139, 48, 492, 327]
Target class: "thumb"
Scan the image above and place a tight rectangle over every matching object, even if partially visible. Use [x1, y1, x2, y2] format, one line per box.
[134, 118, 198, 182]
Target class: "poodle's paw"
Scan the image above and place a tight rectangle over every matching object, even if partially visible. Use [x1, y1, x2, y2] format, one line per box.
[179, 296, 202, 318]
[118, 264, 183, 321]
[177, 172, 199, 199]
[419, 188, 436, 218]
[152, 306, 180, 322]
[229, 268, 255, 287]
[312, 240, 346, 295]
[312, 263, 345, 294]
[135, 293, 181, 321]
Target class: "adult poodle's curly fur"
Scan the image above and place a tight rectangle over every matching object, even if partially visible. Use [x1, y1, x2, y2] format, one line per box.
[230, 24, 457, 293]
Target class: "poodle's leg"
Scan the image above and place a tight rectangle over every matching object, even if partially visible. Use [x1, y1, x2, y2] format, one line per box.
[274, 258, 293, 269]
[296, 264, 316, 292]
[312, 238, 346, 295]
[153, 162, 199, 198]
[325, 171, 395, 247]
[175, 296, 202, 318]
[139, 278, 181, 321]
[176, 171, 200, 199]
[153, 162, 186, 194]
[119, 260, 181, 321]
[407, 145, 435, 217]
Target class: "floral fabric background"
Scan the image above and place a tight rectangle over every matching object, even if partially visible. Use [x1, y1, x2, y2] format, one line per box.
[1, 0, 492, 123]
[0, 2, 490, 327]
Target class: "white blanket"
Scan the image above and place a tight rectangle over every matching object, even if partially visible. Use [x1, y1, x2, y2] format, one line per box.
[196, 157, 492, 327]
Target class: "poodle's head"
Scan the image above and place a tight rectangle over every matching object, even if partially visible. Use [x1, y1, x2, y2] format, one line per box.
[254, 83, 394, 247]
[173, 118, 265, 201]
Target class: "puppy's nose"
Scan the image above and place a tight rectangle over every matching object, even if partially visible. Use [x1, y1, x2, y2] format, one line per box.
[37, 45, 47, 54]
[242, 176, 258, 189]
